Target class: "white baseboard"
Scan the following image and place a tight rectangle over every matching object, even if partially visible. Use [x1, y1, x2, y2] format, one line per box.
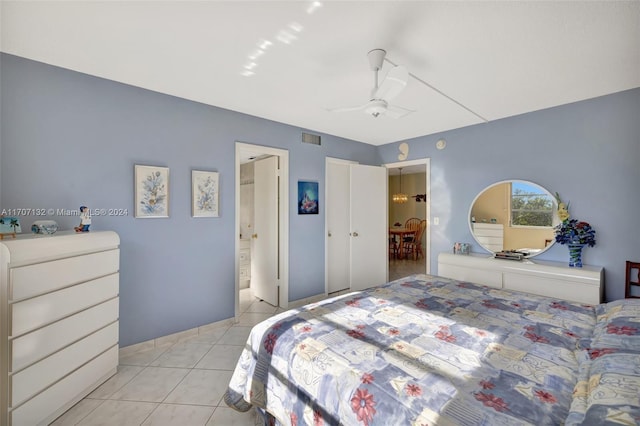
[119, 317, 235, 358]
[287, 292, 327, 309]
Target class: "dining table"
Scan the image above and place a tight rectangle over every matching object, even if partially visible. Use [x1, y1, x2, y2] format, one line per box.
[389, 227, 417, 259]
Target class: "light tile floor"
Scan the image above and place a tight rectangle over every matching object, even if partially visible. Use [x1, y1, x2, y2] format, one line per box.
[51, 289, 279, 426]
[388, 254, 426, 282]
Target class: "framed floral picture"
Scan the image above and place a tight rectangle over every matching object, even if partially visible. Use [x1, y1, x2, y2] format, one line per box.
[134, 165, 169, 218]
[192, 170, 219, 217]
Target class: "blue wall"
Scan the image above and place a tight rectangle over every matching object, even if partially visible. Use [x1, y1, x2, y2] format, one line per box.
[378, 87, 640, 301]
[2, 54, 639, 346]
[0, 54, 379, 346]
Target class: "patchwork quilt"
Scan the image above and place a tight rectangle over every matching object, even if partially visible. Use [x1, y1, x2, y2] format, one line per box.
[225, 274, 640, 425]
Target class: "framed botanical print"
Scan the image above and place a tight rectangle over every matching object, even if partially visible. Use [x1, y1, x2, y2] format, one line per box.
[134, 165, 169, 218]
[192, 170, 219, 217]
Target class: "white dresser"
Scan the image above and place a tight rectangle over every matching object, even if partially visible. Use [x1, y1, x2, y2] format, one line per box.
[0, 231, 120, 426]
[438, 252, 603, 304]
[472, 223, 504, 252]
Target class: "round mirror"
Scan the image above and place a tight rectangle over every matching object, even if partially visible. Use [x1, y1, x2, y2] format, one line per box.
[468, 180, 558, 257]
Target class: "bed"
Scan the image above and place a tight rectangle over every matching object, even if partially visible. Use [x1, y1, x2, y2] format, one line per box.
[225, 274, 640, 425]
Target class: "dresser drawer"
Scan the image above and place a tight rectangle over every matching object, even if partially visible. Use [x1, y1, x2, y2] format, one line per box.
[10, 322, 118, 406]
[239, 249, 250, 262]
[10, 345, 118, 426]
[503, 273, 600, 305]
[476, 235, 502, 245]
[475, 229, 503, 238]
[10, 249, 119, 300]
[11, 273, 118, 337]
[438, 263, 503, 288]
[11, 298, 119, 371]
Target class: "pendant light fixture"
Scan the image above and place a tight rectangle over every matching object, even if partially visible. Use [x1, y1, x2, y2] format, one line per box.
[392, 167, 408, 203]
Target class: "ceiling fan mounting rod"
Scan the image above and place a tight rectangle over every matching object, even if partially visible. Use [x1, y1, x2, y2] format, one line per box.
[368, 48, 386, 94]
[383, 57, 489, 123]
[374, 68, 379, 92]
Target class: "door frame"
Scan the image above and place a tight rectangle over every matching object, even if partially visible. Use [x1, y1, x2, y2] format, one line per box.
[324, 157, 358, 295]
[235, 142, 289, 320]
[384, 158, 431, 275]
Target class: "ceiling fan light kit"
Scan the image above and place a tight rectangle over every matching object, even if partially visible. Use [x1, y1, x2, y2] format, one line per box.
[365, 100, 387, 118]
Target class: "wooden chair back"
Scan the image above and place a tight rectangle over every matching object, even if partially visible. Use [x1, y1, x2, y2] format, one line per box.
[417, 219, 427, 240]
[404, 219, 427, 260]
[626, 261, 640, 298]
[404, 218, 421, 231]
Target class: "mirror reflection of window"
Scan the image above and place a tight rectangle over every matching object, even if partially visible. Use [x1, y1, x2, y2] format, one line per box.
[469, 180, 557, 257]
[510, 182, 555, 227]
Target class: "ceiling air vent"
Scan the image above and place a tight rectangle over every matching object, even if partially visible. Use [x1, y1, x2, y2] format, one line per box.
[301, 132, 321, 146]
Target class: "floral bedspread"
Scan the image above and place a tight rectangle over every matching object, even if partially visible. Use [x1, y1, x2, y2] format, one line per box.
[566, 299, 640, 425]
[225, 274, 640, 425]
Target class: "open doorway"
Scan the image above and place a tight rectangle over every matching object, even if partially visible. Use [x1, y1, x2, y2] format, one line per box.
[235, 142, 289, 321]
[385, 159, 430, 281]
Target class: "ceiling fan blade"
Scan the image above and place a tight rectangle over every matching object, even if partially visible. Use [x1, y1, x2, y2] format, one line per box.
[326, 103, 368, 113]
[385, 104, 414, 119]
[374, 65, 408, 101]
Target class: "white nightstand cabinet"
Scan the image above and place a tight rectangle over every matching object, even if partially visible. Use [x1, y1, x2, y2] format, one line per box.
[0, 231, 120, 426]
[438, 252, 603, 305]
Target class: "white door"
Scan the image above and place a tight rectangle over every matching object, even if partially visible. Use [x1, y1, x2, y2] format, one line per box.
[252, 156, 279, 306]
[326, 161, 351, 293]
[349, 164, 387, 291]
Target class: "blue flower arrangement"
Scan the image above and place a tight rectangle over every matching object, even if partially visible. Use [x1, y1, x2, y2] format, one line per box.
[554, 219, 596, 247]
[554, 193, 596, 268]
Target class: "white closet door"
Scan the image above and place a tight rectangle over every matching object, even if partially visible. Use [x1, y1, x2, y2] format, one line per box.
[349, 164, 387, 291]
[326, 162, 351, 293]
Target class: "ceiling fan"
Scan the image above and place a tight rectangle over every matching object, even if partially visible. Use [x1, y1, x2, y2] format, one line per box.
[328, 49, 414, 119]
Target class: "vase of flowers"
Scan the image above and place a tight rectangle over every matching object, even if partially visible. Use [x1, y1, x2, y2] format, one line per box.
[555, 219, 596, 267]
[553, 194, 596, 267]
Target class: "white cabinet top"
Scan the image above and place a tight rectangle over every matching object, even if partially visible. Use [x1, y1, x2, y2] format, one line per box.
[0, 231, 120, 266]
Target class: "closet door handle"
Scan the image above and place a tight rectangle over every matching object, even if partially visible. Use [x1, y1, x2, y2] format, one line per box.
[351, 232, 359, 237]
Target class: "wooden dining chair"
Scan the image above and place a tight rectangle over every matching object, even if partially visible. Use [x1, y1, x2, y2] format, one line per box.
[389, 235, 399, 259]
[403, 220, 427, 260]
[403, 218, 421, 243]
[625, 261, 640, 298]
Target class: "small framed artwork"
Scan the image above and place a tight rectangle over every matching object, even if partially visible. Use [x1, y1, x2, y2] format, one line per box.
[135, 165, 169, 218]
[192, 170, 219, 217]
[298, 180, 319, 215]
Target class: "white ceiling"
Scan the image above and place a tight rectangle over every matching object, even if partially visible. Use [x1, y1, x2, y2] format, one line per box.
[2, 1, 639, 146]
